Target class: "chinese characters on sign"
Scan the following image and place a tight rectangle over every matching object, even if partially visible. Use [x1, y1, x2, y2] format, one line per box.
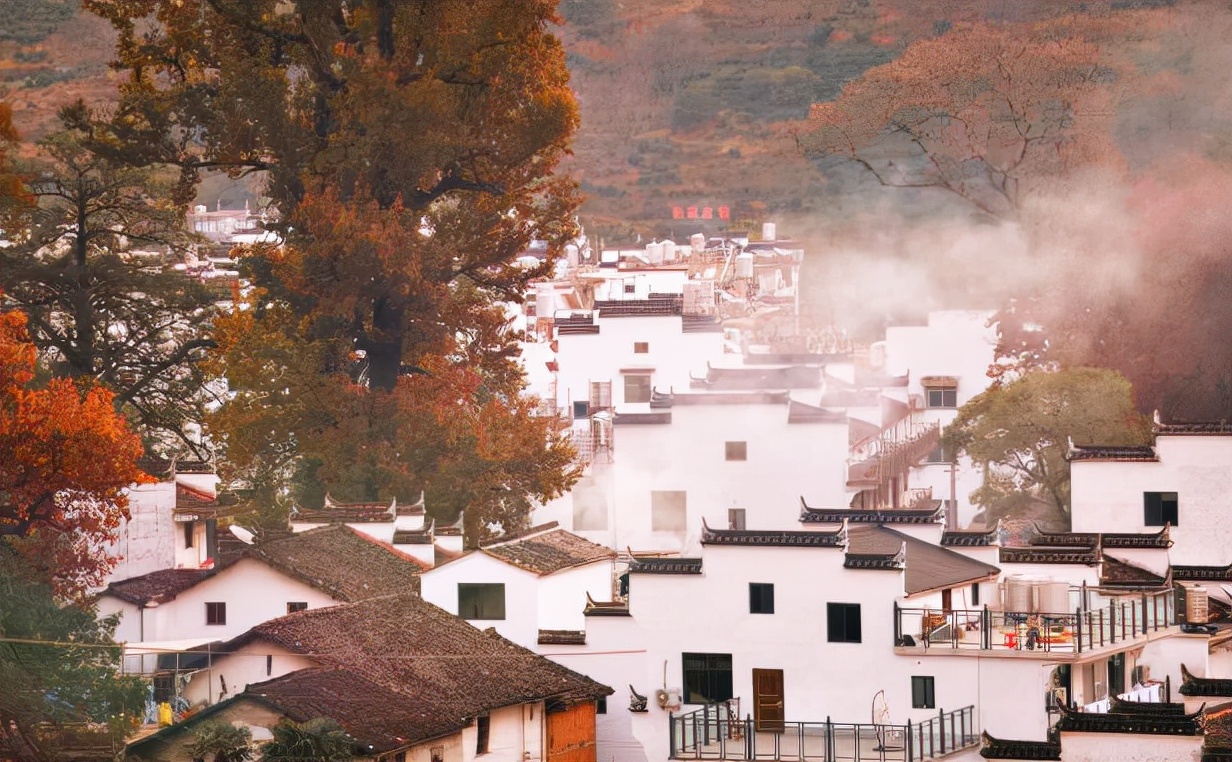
[671, 206, 730, 220]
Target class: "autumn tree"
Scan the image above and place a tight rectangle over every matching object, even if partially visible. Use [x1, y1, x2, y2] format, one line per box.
[0, 542, 146, 762]
[943, 367, 1150, 527]
[803, 19, 1126, 219]
[86, 0, 586, 536]
[0, 305, 151, 594]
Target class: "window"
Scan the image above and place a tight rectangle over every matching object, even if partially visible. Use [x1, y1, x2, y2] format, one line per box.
[827, 602, 861, 643]
[394, 754, 406, 762]
[971, 583, 980, 607]
[725, 441, 748, 461]
[651, 491, 687, 531]
[624, 373, 652, 404]
[458, 583, 506, 620]
[596, 697, 607, 715]
[633, 341, 649, 354]
[912, 676, 936, 709]
[926, 388, 958, 408]
[926, 444, 953, 464]
[1144, 492, 1178, 526]
[205, 602, 227, 626]
[573, 400, 590, 419]
[749, 583, 775, 614]
[683, 653, 733, 704]
[475, 714, 490, 755]
[588, 381, 611, 411]
[183, 522, 195, 549]
[728, 508, 746, 531]
[287, 602, 308, 614]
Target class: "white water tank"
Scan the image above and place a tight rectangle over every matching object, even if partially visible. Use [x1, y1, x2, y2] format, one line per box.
[735, 252, 755, 279]
[1004, 576, 1035, 612]
[1037, 581, 1070, 614]
[1187, 585, 1210, 624]
[691, 233, 706, 253]
[762, 222, 777, 241]
[646, 241, 665, 265]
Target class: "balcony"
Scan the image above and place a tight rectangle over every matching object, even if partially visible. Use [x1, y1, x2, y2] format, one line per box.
[669, 702, 976, 761]
[893, 589, 1177, 656]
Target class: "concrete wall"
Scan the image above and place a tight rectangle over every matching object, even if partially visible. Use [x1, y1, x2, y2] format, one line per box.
[183, 642, 316, 706]
[105, 481, 178, 585]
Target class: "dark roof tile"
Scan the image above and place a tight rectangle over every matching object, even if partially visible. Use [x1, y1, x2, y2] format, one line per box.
[246, 525, 424, 600]
[481, 527, 614, 575]
[104, 568, 217, 606]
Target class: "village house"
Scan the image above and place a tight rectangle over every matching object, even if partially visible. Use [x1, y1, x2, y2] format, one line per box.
[129, 593, 612, 762]
[289, 494, 465, 568]
[99, 524, 423, 678]
[419, 522, 615, 648]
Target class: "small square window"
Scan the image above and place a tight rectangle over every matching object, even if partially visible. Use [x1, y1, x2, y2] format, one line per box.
[683, 653, 733, 704]
[651, 491, 687, 531]
[827, 602, 861, 643]
[205, 602, 227, 626]
[912, 676, 936, 709]
[633, 341, 649, 354]
[1144, 492, 1178, 526]
[749, 583, 775, 614]
[725, 441, 747, 461]
[459, 583, 506, 620]
[728, 508, 746, 531]
[287, 602, 308, 614]
[573, 400, 590, 419]
[624, 374, 652, 404]
[926, 388, 958, 408]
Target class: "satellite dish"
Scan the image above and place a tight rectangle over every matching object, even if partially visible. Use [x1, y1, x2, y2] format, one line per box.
[229, 525, 256, 545]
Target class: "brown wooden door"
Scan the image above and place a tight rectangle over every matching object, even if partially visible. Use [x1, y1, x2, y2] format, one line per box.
[547, 702, 598, 762]
[752, 668, 785, 733]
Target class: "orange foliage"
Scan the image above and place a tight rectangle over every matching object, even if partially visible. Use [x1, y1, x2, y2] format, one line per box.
[0, 307, 151, 595]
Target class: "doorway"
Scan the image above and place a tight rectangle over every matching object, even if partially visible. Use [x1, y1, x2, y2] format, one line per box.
[752, 668, 785, 732]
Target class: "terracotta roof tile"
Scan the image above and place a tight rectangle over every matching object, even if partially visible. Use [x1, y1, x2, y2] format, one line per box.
[481, 528, 614, 575]
[246, 525, 424, 601]
[237, 594, 611, 714]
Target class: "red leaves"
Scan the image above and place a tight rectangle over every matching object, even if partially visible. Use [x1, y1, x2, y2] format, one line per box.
[0, 307, 150, 595]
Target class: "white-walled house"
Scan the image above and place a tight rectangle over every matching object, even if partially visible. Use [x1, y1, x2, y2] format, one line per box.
[100, 524, 423, 675]
[419, 524, 615, 648]
[289, 494, 465, 568]
[127, 593, 611, 762]
[1070, 423, 1232, 567]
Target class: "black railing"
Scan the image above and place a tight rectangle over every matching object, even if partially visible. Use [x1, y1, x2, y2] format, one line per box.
[893, 590, 1175, 654]
[669, 703, 977, 761]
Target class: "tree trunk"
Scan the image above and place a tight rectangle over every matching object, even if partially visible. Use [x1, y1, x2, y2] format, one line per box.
[366, 296, 404, 392]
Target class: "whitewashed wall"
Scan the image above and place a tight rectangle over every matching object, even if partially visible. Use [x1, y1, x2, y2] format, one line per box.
[100, 558, 341, 645]
[182, 642, 315, 706]
[104, 481, 178, 585]
[537, 403, 848, 552]
[538, 563, 614, 633]
[1071, 435, 1232, 566]
[1059, 731, 1202, 761]
[420, 553, 540, 647]
[554, 315, 725, 411]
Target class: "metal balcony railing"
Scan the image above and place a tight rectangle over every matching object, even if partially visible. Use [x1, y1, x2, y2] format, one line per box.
[669, 702, 976, 761]
[894, 589, 1176, 654]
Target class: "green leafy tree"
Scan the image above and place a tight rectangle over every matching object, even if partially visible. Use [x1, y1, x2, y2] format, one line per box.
[0, 542, 146, 762]
[1, 107, 217, 456]
[942, 367, 1150, 525]
[189, 722, 253, 762]
[260, 718, 354, 762]
[88, 0, 584, 533]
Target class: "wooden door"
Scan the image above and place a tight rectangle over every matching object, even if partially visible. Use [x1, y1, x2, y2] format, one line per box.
[752, 668, 785, 733]
[547, 702, 598, 762]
